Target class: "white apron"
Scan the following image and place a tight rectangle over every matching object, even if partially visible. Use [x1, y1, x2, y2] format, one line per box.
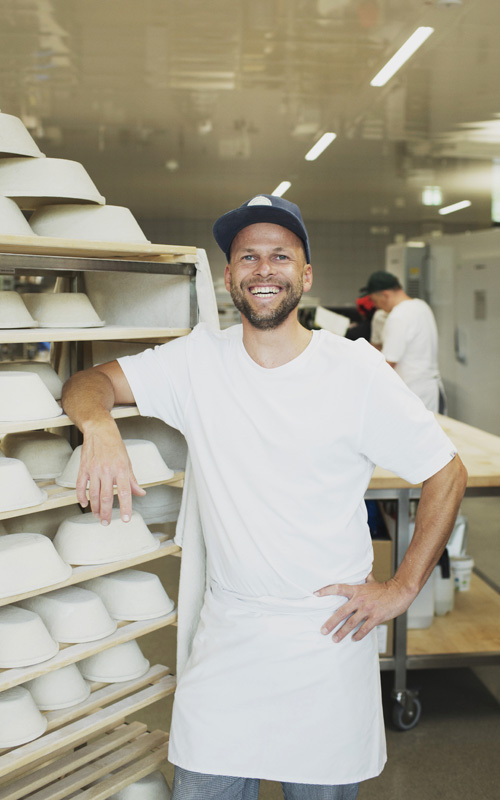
[168, 580, 387, 785]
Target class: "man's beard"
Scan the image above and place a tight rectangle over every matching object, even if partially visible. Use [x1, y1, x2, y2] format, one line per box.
[229, 276, 304, 330]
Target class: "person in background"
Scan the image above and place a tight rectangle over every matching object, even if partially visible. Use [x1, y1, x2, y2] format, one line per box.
[360, 270, 444, 413]
[345, 295, 375, 341]
[369, 308, 388, 351]
[62, 197, 466, 800]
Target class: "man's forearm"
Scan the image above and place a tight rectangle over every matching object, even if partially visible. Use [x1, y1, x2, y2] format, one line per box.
[62, 369, 117, 434]
[393, 455, 468, 598]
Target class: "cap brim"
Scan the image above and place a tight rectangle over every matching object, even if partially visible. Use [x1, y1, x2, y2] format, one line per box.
[213, 206, 310, 262]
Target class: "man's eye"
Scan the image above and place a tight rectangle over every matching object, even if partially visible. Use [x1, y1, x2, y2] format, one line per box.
[275, 254, 289, 260]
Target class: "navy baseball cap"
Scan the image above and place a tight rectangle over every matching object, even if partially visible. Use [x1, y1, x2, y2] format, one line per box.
[213, 194, 311, 263]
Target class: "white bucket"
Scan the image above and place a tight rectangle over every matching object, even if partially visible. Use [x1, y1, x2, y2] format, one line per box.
[451, 556, 474, 592]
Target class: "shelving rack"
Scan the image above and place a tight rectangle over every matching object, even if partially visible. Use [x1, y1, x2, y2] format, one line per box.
[0, 237, 197, 795]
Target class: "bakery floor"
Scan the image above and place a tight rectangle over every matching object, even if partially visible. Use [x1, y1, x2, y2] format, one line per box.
[132, 498, 500, 799]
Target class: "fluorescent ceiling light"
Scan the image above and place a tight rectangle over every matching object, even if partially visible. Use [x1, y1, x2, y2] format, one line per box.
[439, 200, 471, 215]
[370, 27, 434, 87]
[304, 132, 337, 161]
[422, 186, 442, 207]
[272, 181, 292, 197]
[407, 241, 426, 248]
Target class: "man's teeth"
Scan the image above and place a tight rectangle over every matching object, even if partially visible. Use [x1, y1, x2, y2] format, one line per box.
[250, 287, 280, 295]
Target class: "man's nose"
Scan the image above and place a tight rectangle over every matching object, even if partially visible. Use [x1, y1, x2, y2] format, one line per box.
[255, 258, 273, 276]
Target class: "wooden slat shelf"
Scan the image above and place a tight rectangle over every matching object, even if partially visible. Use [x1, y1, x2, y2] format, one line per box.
[0, 472, 184, 521]
[0, 537, 180, 610]
[0, 617, 177, 693]
[407, 573, 500, 656]
[0, 234, 196, 262]
[0, 721, 150, 800]
[0, 671, 175, 782]
[0, 325, 191, 345]
[0, 404, 140, 436]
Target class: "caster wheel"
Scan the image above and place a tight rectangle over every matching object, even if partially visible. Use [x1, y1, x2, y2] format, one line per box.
[392, 696, 422, 731]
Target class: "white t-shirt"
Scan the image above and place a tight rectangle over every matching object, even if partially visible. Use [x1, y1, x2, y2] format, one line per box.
[119, 323, 454, 599]
[118, 324, 456, 784]
[370, 309, 388, 347]
[382, 298, 440, 410]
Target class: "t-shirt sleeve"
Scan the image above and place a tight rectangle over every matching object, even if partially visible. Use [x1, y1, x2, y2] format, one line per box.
[381, 310, 406, 363]
[117, 335, 191, 434]
[359, 357, 457, 485]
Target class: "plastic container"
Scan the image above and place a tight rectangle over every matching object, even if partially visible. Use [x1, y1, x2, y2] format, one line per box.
[56, 439, 174, 488]
[79, 640, 149, 683]
[434, 549, 454, 616]
[0, 460, 48, 513]
[0, 605, 59, 668]
[81, 569, 175, 621]
[407, 570, 436, 629]
[0, 291, 37, 329]
[0, 686, 47, 748]
[26, 664, 90, 711]
[1, 431, 73, 480]
[30, 204, 150, 243]
[53, 510, 159, 565]
[20, 586, 117, 644]
[0, 533, 71, 598]
[0, 156, 105, 209]
[107, 771, 171, 800]
[0, 372, 62, 421]
[451, 555, 474, 592]
[22, 292, 104, 328]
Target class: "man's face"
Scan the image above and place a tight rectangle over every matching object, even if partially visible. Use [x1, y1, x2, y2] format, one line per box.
[224, 223, 312, 330]
[370, 291, 392, 312]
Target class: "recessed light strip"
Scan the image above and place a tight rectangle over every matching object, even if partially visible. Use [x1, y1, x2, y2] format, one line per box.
[439, 200, 471, 215]
[304, 132, 337, 162]
[272, 181, 292, 197]
[370, 27, 434, 87]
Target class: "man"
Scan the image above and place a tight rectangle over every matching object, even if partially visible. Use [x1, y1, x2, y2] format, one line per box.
[360, 270, 443, 412]
[62, 195, 467, 800]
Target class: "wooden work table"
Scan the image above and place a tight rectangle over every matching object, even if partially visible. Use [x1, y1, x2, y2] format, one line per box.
[369, 413, 500, 490]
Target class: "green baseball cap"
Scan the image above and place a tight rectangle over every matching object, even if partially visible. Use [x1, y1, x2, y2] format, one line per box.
[359, 271, 400, 296]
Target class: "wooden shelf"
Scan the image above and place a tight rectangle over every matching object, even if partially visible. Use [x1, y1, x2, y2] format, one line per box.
[0, 667, 175, 783]
[0, 325, 190, 345]
[407, 573, 500, 656]
[0, 537, 180, 610]
[0, 405, 140, 436]
[0, 721, 163, 800]
[0, 615, 177, 693]
[0, 472, 184, 521]
[0, 234, 196, 262]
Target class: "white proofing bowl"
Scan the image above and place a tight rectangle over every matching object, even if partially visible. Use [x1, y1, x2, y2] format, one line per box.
[0, 532, 71, 598]
[1, 431, 73, 480]
[0, 196, 37, 235]
[56, 439, 174, 489]
[130, 483, 182, 524]
[0, 291, 37, 329]
[0, 686, 47, 748]
[30, 204, 150, 243]
[26, 664, 91, 711]
[0, 372, 62, 421]
[81, 569, 175, 621]
[53, 510, 159, 565]
[20, 586, 117, 644]
[21, 292, 104, 328]
[107, 771, 171, 800]
[0, 157, 105, 209]
[2, 505, 81, 538]
[79, 640, 149, 683]
[0, 361, 63, 399]
[0, 111, 45, 158]
[0, 605, 59, 668]
[0, 460, 48, 514]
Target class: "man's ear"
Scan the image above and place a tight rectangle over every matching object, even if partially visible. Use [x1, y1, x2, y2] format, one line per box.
[224, 264, 231, 292]
[303, 264, 313, 293]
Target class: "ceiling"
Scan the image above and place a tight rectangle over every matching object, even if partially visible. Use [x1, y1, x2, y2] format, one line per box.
[1, 0, 500, 228]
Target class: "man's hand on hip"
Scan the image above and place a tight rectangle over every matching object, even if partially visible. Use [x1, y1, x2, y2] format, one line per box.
[314, 573, 415, 643]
